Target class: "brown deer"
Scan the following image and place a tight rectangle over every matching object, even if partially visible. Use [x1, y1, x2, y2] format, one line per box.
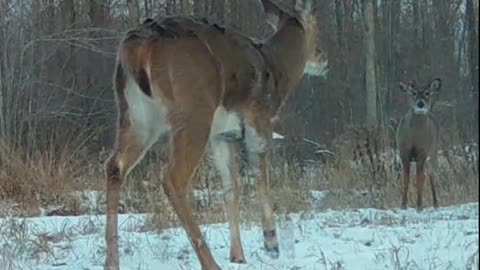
[396, 78, 441, 210]
[104, 1, 326, 269]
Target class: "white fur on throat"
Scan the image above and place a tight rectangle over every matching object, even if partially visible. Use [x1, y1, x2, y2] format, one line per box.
[304, 60, 329, 78]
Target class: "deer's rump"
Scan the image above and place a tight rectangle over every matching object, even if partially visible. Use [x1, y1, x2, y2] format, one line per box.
[118, 16, 263, 111]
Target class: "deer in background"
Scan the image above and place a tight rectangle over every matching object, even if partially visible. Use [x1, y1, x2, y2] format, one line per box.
[104, 0, 326, 269]
[396, 78, 441, 210]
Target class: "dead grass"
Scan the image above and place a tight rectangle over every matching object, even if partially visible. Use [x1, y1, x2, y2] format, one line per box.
[0, 141, 105, 217]
[0, 127, 478, 231]
[0, 214, 70, 270]
[310, 127, 479, 211]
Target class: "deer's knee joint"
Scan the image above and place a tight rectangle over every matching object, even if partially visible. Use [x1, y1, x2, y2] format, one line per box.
[221, 185, 234, 198]
[263, 229, 276, 238]
[162, 176, 188, 198]
[106, 156, 122, 182]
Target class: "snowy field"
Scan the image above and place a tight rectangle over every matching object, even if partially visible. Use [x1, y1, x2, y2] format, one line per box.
[0, 203, 478, 270]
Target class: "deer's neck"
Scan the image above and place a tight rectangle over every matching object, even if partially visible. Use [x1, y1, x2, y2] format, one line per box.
[407, 110, 431, 128]
[260, 19, 309, 114]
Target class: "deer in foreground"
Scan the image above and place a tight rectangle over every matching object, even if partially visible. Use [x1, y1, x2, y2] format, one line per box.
[396, 78, 441, 210]
[104, 0, 326, 269]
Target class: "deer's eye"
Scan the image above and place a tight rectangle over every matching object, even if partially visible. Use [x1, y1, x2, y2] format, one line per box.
[425, 92, 430, 96]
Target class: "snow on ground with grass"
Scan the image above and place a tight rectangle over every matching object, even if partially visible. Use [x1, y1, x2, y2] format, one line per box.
[0, 203, 478, 270]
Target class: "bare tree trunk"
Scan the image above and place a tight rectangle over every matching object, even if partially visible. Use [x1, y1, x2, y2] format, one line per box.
[467, 0, 479, 93]
[0, 0, 7, 19]
[193, 0, 207, 17]
[59, 0, 76, 84]
[334, 0, 356, 126]
[127, 0, 140, 26]
[179, 0, 192, 14]
[380, 0, 400, 116]
[60, 0, 76, 29]
[466, 0, 479, 140]
[0, 0, 6, 139]
[210, 0, 225, 24]
[364, 0, 377, 127]
[412, 0, 421, 78]
[89, 0, 108, 26]
[475, 0, 479, 25]
[166, 0, 177, 14]
[0, 44, 4, 140]
[144, 0, 151, 17]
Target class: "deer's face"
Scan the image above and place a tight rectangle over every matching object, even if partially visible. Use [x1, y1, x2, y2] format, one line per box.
[400, 78, 441, 115]
[304, 48, 328, 77]
[302, 13, 328, 77]
[261, 0, 328, 77]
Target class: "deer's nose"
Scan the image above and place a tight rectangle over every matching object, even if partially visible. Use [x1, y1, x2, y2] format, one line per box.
[417, 100, 425, 108]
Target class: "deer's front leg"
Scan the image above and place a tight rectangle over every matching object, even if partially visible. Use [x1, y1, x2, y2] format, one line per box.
[401, 160, 410, 209]
[416, 160, 426, 211]
[428, 153, 439, 209]
[244, 114, 278, 258]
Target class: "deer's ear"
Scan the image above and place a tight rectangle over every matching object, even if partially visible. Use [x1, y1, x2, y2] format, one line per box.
[400, 81, 415, 93]
[295, 0, 313, 22]
[399, 82, 409, 92]
[429, 78, 441, 92]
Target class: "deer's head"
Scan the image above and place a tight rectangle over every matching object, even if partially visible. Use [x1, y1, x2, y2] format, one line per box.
[297, 0, 328, 77]
[399, 78, 441, 115]
[261, 0, 328, 78]
[302, 10, 324, 76]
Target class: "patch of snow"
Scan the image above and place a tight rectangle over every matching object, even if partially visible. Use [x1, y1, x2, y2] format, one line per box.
[0, 203, 477, 270]
[71, 190, 105, 214]
[273, 132, 284, 140]
[191, 189, 225, 209]
[310, 190, 329, 202]
[314, 149, 336, 156]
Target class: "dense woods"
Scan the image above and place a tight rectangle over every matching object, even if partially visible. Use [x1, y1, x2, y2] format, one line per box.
[0, 0, 478, 155]
[0, 0, 478, 212]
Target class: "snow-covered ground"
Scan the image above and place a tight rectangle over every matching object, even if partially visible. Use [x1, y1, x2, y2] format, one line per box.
[1, 203, 478, 270]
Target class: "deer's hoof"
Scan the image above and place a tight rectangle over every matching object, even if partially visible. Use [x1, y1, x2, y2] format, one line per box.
[104, 258, 119, 270]
[202, 263, 222, 270]
[104, 265, 119, 270]
[264, 244, 279, 258]
[401, 204, 407, 210]
[230, 256, 247, 264]
[230, 247, 246, 264]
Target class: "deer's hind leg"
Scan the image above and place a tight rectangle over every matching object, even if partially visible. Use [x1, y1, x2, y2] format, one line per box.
[211, 138, 246, 263]
[243, 106, 278, 258]
[210, 106, 246, 263]
[105, 65, 168, 270]
[209, 107, 245, 263]
[162, 108, 221, 270]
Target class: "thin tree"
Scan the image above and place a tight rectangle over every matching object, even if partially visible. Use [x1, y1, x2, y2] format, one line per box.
[466, 0, 479, 139]
[364, 0, 377, 127]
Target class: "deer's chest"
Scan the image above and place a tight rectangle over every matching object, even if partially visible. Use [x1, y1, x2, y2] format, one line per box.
[401, 129, 436, 161]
